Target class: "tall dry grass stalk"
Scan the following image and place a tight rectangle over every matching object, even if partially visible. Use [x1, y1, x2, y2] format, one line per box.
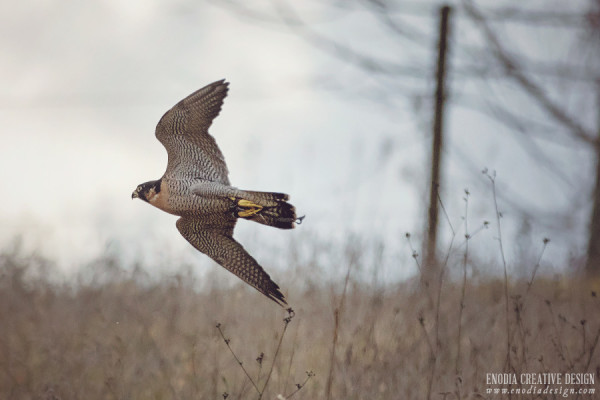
[215, 308, 308, 399]
[483, 169, 512, 373]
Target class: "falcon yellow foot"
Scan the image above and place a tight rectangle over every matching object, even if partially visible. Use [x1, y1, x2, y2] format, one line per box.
[233, 198, 263, 218]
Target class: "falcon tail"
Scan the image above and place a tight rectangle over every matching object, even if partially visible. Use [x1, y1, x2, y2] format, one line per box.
[231, 191, 300, 229]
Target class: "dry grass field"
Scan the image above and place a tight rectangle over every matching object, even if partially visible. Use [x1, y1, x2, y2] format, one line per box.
[1, 243, 599, 400]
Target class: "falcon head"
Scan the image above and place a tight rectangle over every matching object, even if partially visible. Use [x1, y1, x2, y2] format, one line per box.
[132, 180, 161, 202]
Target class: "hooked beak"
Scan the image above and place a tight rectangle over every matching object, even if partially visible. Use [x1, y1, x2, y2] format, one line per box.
[132, 191, 139, 199]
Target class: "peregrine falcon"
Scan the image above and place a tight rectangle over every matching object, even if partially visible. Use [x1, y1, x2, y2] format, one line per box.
[132, 80, 300, 306]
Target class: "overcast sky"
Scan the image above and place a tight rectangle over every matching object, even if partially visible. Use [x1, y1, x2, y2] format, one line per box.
[0, 0, 596, 281]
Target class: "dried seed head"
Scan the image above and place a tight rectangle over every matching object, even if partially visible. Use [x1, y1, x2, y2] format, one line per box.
[286, 308, 295, 319]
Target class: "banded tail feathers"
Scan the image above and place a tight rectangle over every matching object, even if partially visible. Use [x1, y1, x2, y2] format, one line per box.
[230, 191, 303, 229]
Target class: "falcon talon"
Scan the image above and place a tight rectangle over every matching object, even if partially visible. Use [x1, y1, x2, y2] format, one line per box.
[132, 80, 301, 307]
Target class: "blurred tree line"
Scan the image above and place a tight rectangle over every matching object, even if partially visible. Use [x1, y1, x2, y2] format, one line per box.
[208, 0, 600, 274]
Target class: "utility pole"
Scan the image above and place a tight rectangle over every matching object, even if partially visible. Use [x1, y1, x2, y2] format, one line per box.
[425, 5, 452, 278]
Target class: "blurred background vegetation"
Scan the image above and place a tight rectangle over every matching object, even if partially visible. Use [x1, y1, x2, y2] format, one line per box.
[1, 235, 599, 399]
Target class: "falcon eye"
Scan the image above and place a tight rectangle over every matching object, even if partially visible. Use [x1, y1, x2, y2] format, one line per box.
[137, 186, 142, 192]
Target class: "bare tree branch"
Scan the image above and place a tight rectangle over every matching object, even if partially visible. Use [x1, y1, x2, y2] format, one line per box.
[478, 6, 590, 27]
[270, 0, 429, 79]
[452, 97, 575, 186]
[462, 0, 597, 146]
[359, 0, 433, 46]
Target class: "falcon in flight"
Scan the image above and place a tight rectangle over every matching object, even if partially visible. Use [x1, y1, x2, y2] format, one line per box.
[132, 80, 300, 306]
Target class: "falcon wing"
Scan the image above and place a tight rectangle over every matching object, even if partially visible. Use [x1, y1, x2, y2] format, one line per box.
[156, 80, 230, 184]
[176, 216, 287, 306]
